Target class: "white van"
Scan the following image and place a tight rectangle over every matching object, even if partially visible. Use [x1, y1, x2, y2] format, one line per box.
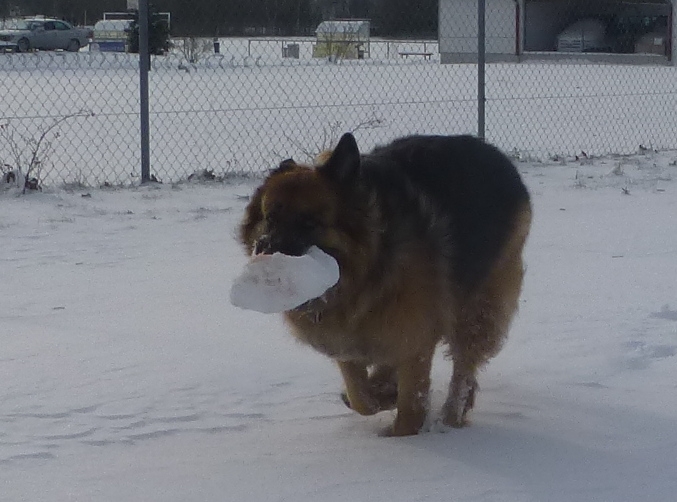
[92, 19, 131, 52]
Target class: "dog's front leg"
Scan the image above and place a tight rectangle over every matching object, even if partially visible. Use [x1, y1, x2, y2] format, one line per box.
[387, 352, 433, 437]
[337, 361, 380, 416]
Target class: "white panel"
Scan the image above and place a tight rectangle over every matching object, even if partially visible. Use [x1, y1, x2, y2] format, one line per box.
[439, 0, 516, 55]
[439, 0, 478, 53]
[486, 0, 517, 53]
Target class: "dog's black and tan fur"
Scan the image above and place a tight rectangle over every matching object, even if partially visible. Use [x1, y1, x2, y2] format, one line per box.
[240, 133, 531, 436]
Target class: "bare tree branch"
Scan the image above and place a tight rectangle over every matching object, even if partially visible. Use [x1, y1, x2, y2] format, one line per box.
[0, 109, 94, 193]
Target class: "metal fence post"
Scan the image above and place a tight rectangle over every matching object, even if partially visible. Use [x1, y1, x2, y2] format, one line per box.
[139, 0, 151, 183]
[477, 0, 486, 141]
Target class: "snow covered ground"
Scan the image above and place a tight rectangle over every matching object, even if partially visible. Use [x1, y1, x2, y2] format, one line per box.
[1, 148, 676, 501]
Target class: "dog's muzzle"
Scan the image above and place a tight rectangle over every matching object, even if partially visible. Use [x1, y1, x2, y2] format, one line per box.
[253, 233, 309, 257]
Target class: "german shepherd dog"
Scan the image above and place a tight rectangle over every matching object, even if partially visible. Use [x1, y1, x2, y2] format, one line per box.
[239, 133, 531, 436]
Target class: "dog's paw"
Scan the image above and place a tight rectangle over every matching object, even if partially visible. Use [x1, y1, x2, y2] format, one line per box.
[441, 375, 478, 428]
[340, 387, 397, 414]
[379, 423, 419, 437]
[340, 391, 352, 409]
[380, 413, 425, 437]
[340, 391, 382, 416]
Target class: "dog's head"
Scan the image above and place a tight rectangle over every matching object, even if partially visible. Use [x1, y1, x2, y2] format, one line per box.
[239, 133, 364, 259]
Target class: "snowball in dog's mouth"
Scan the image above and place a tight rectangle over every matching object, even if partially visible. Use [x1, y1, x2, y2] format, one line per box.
[230, 246, 339, 314]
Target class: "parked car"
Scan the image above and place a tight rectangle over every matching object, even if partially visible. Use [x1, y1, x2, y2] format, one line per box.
[556, 18, 611, 53]
[0, 18, 92, 53]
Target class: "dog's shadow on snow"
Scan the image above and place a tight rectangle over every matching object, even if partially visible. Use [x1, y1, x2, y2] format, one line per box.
[398, 387, 677, 501]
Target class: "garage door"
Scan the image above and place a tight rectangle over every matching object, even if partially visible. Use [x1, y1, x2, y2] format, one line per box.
[523, 0, 671, 58]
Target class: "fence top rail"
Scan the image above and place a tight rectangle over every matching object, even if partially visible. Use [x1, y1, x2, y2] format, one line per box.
[230, 36, 437, 44]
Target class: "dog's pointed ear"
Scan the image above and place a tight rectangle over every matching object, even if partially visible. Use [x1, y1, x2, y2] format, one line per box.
[318, 133, 361, 184]
[279, 158, 296, 169]
[270, 158, 297, 176]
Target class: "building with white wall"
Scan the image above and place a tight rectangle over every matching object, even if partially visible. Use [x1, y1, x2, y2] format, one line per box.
[439, 0, 676, 65]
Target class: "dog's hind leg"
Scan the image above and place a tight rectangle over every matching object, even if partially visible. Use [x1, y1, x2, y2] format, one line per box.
[443, 203, 531, 427]
[442, 357, 480, 428]
[442, 262, 524, 427]
[367, 365, 398, 410]
[442, 290, 517, 427]
[442, 292, 506, 427]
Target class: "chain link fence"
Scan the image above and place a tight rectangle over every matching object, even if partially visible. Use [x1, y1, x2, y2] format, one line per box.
[1, 0, 676, 188]
[469, 0, 677, 159]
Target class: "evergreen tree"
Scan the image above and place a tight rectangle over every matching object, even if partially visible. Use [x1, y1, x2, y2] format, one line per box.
[127, 5, 170, 55]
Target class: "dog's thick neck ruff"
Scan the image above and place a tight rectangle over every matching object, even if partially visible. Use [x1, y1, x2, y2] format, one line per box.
[289, 288, 334, 323]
